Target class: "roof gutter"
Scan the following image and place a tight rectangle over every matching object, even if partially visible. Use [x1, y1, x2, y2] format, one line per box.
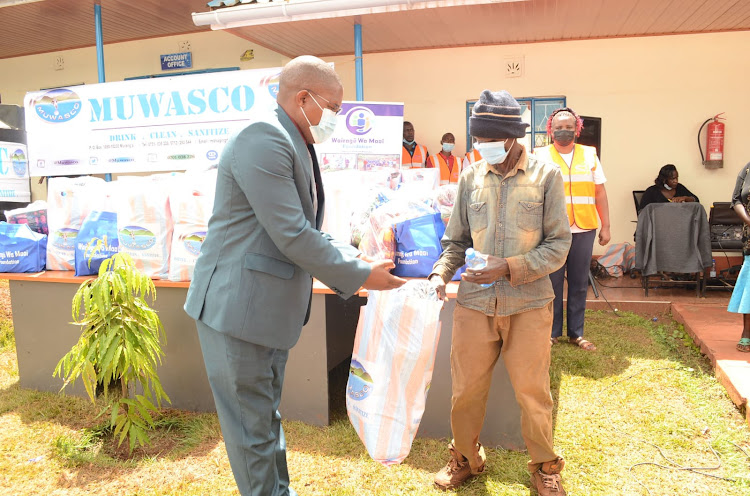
[192, 0, 525, 29]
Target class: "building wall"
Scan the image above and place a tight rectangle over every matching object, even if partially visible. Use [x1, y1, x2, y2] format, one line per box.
[331, 30, 750, 251]
[2, 29, 749, 251]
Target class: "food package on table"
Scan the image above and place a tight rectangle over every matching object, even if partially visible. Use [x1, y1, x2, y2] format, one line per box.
[433, 184, 458, 226]
[168, 170, 217, 281]
[113, 175, 175, 279]
[357, 197, 436, 261]
[0, 222, 47, 273]
[4, 200, 48, 235]
[46, 177, 107, 270]
[349, 187, 394, 249]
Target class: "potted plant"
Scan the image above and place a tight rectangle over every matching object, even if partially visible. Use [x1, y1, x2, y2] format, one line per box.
[54, 251, 170, 453]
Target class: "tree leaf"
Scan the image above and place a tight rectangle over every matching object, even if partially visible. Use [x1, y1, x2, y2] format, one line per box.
[82, 359, 97, 403]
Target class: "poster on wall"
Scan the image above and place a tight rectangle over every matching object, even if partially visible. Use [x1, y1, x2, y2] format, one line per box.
[313, 101, 403, 172]
[313, 101, 404, 242]
[0, 140, 31, 203]
[23, 66, 283, 176]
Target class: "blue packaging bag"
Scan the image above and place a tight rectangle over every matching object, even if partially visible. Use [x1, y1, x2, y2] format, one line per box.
[392, 212, 464, 279]
[393, 212, 443, 278]
[0, 222, 47, 273]
[393, 212, 467, 280]
[75, 211, 119, 276]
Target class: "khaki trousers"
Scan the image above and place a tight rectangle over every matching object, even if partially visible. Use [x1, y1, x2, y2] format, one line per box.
[450, 302, 558, 474]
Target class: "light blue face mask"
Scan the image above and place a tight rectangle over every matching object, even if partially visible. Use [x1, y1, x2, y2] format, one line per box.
[442, 143, 455, 153]
[403, 139, 416, 146]
[474, 140, 509, 164]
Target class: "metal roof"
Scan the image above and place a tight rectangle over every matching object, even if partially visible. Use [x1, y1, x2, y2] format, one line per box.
[0, 0, 748, 60]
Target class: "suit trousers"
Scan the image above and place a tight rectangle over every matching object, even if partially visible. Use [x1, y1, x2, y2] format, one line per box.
[195, 320, 297, 496]
[550, 229, 596, 340]
[450, 302, 558, 474]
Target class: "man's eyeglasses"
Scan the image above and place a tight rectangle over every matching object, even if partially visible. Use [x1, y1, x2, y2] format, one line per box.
[305, 89, 342, 115]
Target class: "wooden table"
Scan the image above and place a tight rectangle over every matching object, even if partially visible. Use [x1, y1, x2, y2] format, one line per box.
[1, 272, 523, 448]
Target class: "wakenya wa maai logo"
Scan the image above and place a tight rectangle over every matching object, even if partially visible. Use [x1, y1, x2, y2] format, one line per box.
[182, 231, 207, 256]
[53, 228, 79, 250]
[11, 149, 27, 177]
[32, 88, 82, 123]
[119, 226, 156, 251]
[347, 359, 373, 401]
[345, 106, 374, 135]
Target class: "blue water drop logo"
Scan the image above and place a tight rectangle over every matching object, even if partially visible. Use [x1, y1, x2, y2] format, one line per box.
[118, 225, 156, 251]
[182, 231, 206, 256]
[11, 149, 27, 177]
[32, 88, 82, 123]
[347, 359, 373, 401]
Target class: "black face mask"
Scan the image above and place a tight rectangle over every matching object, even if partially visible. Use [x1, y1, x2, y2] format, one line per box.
[553, 130, 575, 146]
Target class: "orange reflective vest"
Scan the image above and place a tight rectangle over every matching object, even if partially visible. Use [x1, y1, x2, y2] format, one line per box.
[534, 144, 599, 229]
[402, 144, 428, 168]
[462, 149, 481, 171]
[427, 153, 461, 184]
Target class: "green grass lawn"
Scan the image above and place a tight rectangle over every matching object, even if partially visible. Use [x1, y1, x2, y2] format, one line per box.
[1, 302, 749, 495]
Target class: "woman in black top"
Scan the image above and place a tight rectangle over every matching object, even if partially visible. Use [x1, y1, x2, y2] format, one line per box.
[727, 162, 750, 352]
[639, 164, 700, 211]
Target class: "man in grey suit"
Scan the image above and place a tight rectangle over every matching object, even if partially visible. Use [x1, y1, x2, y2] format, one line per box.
[185, 56, 405, 496]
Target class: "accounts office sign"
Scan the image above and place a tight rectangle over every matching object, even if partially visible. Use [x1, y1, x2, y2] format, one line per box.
[160, 52, 192, 71]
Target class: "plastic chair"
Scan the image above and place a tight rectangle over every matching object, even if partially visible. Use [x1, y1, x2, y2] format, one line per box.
[633, 190, 646, 216]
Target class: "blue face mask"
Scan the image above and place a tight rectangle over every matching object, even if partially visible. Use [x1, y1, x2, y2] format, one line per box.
[442, 143, 455, 153]
[403, 139, 415, 146]
[474, 140, 510, 164]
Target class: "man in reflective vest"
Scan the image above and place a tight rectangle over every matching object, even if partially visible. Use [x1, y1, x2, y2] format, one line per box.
[401, 121, 429, 168]
[462, 139, 481, 172]
[426, 132, 460, 184]
[533, 107, 610, 352]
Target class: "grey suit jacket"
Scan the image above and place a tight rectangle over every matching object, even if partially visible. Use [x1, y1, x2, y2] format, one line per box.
[184, 105, 371, 350]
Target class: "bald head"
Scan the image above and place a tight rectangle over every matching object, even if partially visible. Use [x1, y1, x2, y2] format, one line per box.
[278, 56, 341, 101]
[277, 55, 344, 144]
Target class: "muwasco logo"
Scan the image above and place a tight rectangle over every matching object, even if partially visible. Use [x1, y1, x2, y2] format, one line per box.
[345, 106, 374, 135]
[347, 359, 373, 401]
[53, 228, 78, 250]
[182, 231, 207, 256]
[0, 146, 27, 176]
[32, 88, 82, 123]
[11, 149, 27, 177]
[260, 73, 281, 100]
[119, 226, 156, 251]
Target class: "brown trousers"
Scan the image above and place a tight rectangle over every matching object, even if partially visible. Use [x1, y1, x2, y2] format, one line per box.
[450, 302, 559, 474]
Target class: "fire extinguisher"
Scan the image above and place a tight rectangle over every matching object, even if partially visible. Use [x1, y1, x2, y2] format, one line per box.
[698, 113, 725, 169]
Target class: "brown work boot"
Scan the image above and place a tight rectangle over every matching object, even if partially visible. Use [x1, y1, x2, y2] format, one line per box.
[531, 457, 566, 495]
[434, 443, 485, 491]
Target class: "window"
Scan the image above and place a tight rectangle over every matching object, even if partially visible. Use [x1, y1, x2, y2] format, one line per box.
[465, 96, 566, 152]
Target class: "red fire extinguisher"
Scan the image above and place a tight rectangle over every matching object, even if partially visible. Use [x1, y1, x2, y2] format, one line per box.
[698, 113, 725, 169]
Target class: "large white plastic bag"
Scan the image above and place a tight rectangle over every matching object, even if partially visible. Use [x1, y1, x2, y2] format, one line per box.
[168, 170, 217, 281]
[46, 177, 106, 270]
[347, 280, 443, 465]
[113, 175, 175, 279]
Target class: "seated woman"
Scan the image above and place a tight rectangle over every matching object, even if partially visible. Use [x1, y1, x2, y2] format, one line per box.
[639, 164, 699, 211]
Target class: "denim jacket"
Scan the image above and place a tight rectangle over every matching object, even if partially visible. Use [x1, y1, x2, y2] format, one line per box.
[431, 146, 571, 316]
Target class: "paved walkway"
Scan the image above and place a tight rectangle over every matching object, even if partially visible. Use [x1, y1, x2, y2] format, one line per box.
[672, 303, 750, 426]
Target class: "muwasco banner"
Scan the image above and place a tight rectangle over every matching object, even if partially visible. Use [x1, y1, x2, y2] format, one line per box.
[0, 141, 31, 202]
[24, 67, 283, 176]
[314, 102, 403, 172]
